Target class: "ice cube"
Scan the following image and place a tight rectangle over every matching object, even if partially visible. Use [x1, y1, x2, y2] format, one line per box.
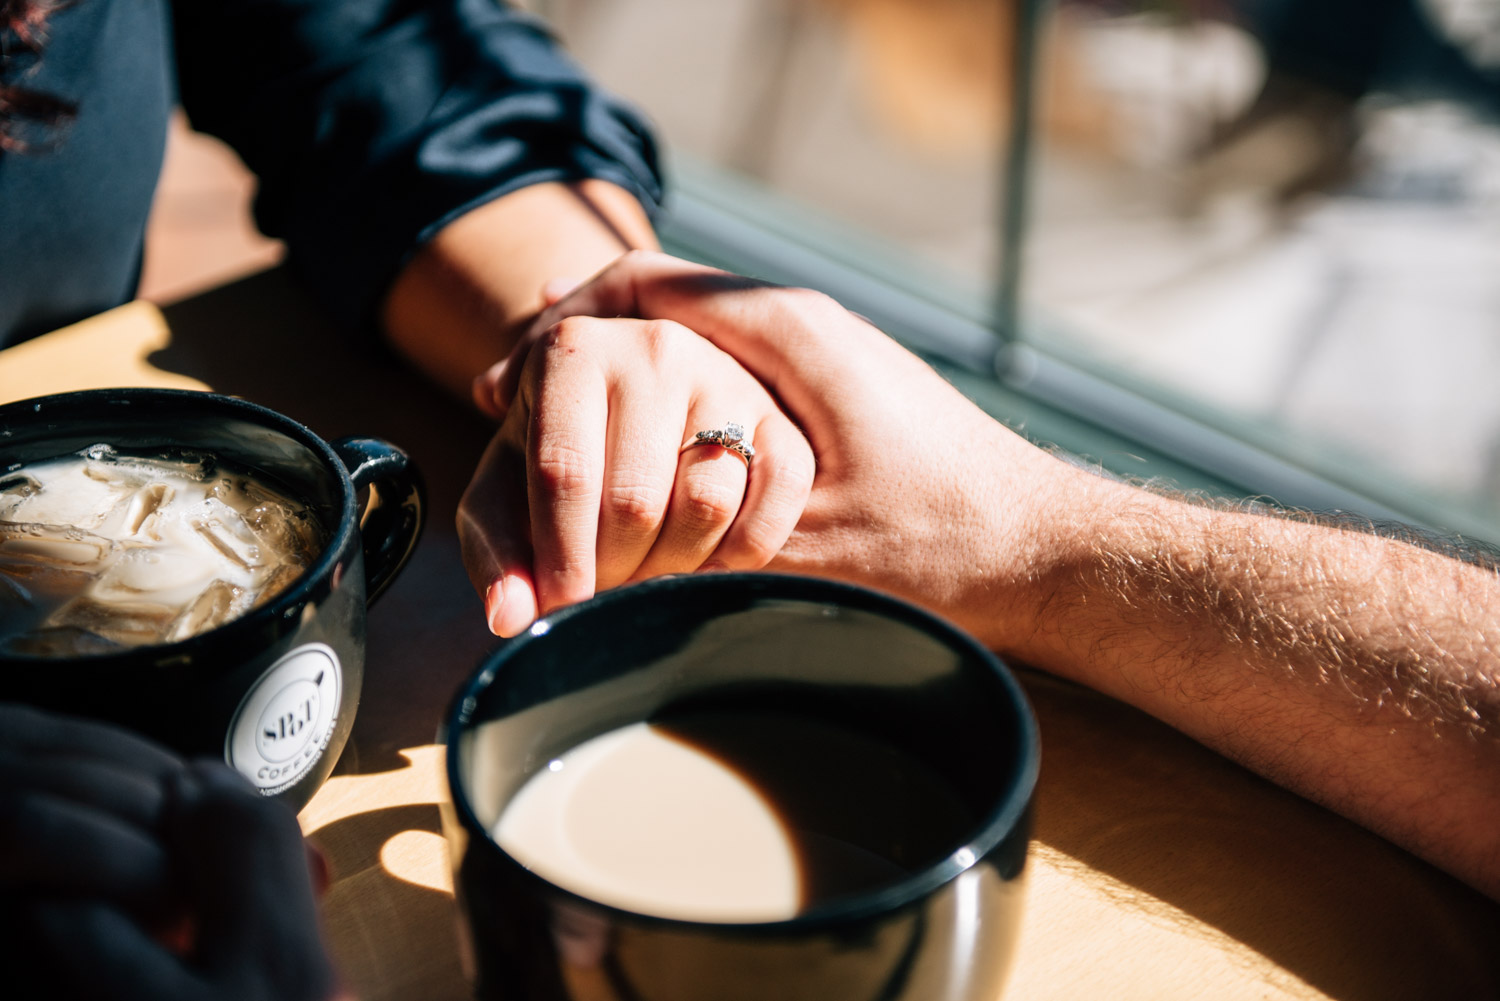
[237, 476, 288, 507]
[166, 578, 244, 642]
[47, 595, 176, 646]
[250, 563, 307, 610]
[82, 445, 211, 479]
[1, 553, 101, 654]
[0, 555, 97, 606]
[186, 495, 265, 571]
[82, 446, 147, 489]
[0, 521, 116, 569]
[193, 520, 257, 570]
[122, 483, 175, 536]
[20, 454, 143, 529]
[166, 451, 215, 481]
[94, 547, 211, 601]
[243, 500, 320, 565]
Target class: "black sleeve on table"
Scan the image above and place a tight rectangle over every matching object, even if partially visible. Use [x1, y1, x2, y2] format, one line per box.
[172, 0, 664, 330]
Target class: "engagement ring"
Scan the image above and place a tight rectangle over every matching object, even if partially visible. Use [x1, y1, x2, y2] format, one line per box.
[685, 422, 755, 469]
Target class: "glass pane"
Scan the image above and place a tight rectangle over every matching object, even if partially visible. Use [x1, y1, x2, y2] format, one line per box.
[540, 0, 1008, 318]
[1023, 0, 1500, 539]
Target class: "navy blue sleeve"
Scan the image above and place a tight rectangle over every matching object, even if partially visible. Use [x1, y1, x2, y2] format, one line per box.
[171, 0, 664, 329]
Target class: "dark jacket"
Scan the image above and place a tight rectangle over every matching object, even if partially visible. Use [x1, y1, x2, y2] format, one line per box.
[0, 0, 662, 344]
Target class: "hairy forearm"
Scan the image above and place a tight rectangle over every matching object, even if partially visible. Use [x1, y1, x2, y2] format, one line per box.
[1010, 478, 1500, 895]
[381, 179, 658, 401]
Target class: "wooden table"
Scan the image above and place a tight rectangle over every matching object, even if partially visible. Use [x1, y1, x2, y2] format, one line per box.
[6, 270, 1498, 1001]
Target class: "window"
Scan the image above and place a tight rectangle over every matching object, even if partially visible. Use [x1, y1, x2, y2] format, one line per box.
[538, 0, 1500, 544]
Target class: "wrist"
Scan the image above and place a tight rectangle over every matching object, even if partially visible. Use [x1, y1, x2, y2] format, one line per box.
[978, 458, 1170, 677]
[381, 179, 657, 402]
[935, 437, 1110, 656]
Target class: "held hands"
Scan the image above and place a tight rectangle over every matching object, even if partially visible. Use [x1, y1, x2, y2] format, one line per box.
[459, 281, 817, 637]
[0, 705, 337, 1001]
[467, 251, 1089, 645]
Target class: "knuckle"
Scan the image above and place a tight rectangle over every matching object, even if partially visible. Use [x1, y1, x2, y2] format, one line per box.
[531, 438, 597, 498]
[785, 286, 840, 316]
[779, 288, 851, 342]
[678, 478, 740, 527]
[729, 524, 781, 568]
[542, 315, 598, 350]
[605, 480, 669, 535]
[637, 318, 689, 361]
[618, 247, 654, 268]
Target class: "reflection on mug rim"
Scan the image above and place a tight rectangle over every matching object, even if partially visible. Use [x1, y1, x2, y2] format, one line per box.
[444, 572, 1040, 933]
[0, 388, 360, 665]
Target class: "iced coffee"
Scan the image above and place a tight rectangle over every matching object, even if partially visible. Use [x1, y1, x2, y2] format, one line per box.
[0, 444, 325, 656]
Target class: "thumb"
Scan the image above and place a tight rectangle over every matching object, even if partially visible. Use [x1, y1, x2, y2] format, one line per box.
[472, 335, 531, 421]
[458, 431, 541, 637]
[541, 275, 583, 306]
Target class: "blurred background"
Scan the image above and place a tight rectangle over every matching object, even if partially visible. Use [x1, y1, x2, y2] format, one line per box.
[144, 0, 1500, 543]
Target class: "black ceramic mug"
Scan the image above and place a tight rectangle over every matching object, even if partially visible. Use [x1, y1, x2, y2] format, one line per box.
[442, 573, 1038, 1001]
[0, 388, 424, 811]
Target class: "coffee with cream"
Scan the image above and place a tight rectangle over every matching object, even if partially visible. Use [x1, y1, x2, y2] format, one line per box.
[0, 444, 324, 656]
[493, 709, 975, 923]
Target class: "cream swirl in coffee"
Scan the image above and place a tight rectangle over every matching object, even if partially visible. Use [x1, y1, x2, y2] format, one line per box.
[491, 710, 974, 924]
[495, 721, 804, 923]
[0, 445, 324, 656]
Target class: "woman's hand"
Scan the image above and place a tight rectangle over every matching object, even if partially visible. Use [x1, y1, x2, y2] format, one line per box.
[459, 311, 816, 637]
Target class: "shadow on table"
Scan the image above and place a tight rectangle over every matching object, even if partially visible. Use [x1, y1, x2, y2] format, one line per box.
[1020, 668, 1500, 1000]
[310, 803, 470, 1001]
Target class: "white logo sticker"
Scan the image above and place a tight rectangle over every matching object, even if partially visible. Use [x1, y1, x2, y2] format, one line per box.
[226, 642, 342, 795]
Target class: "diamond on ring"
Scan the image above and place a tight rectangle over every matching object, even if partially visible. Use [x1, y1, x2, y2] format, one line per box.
[684, 423, 754, 469]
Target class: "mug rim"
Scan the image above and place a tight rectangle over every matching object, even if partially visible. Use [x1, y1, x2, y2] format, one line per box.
[0, 387, 360, 667]
[444, 571, 1040, 934]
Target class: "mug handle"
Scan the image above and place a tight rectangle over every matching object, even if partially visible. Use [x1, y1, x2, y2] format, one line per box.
[331, 437, 425, 605]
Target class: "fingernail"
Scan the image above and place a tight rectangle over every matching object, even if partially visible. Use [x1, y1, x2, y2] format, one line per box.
[485, 578, 506, 636]
[698, 561, 729, 574]
[472, 374, 502, 419]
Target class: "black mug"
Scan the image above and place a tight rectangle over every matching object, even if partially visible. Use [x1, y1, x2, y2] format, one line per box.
[442, 573, 1038, 1001]
[0, 388, 424, 811]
